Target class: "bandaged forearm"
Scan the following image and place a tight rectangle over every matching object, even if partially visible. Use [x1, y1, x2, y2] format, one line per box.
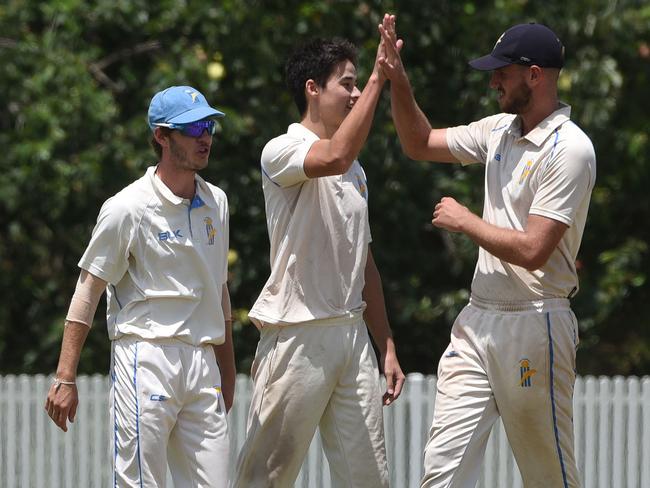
[65, 271, 107, 328]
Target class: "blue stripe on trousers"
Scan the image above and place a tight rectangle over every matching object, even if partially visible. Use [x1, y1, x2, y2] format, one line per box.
[133, 342, 143, 488]
[546, 312, 569, 488]
[113, 357, 117, 488]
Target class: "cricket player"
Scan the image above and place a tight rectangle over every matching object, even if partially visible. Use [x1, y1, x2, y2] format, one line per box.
[45, 85, 235, 487]
[233, 23, 405, 488]
[379, 18, 595, 488]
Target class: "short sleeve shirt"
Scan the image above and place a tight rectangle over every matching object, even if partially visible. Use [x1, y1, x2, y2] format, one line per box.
[79, 166, 229, 345]
[446, 104, 596, 300]
[248, 123, 372, 325]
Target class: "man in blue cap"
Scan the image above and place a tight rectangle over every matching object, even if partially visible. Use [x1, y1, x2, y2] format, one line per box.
[379, 17, 594, 488]
[45, 86, 235, 487]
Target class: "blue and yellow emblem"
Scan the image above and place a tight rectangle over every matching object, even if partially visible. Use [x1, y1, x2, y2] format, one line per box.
[204, 217, 216, 245]
[214, 386, 223, 413]
[519, 358, 537, 387]
[519, 159, 536, 183]
[355, 173, 367, 200]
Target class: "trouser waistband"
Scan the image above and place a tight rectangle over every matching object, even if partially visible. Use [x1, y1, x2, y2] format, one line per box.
[113, 335, 216, 348]
[469, 295, 570, 313]
[259, 311, 364, 328]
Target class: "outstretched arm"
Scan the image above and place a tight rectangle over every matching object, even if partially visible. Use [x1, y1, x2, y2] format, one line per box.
[379, 14, 457, 163]
[363, 246, 405, 406]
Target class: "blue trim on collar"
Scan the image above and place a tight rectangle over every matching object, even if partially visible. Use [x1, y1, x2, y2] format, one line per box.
[191, 194, 206, 209]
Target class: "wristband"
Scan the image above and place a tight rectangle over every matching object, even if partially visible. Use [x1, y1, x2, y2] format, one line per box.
[53, 377, 76, 391]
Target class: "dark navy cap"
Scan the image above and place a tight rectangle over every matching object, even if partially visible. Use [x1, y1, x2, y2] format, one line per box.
[469, 23, 564, 71]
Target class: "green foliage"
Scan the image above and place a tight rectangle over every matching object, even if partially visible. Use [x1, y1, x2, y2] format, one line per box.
[1, 0, 648, 375]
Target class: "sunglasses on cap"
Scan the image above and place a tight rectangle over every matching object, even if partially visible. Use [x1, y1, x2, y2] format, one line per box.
[156, 120, 217, 137]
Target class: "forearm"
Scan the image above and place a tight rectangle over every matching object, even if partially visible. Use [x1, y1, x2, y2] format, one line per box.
[213, 320, 235, 411]
[390, 76, 433, 160]
[460, 212, 543, 270]
[213, 321, 235, 381]
[325, 73, 386, 172]
[56, 321, 90, 381]
[56, 270, 105, 379]
[214, 283, 235, 409]
[362, 253, 395, 356]
[363, 292, 395, 357]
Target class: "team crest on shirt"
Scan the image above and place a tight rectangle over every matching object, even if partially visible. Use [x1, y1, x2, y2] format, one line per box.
[355, 173, 367, 200]
[519, 159, 536, 183]
[204, 217, 216, 245]
[214, 386, 223, 413]
[519, 358, 537, 387]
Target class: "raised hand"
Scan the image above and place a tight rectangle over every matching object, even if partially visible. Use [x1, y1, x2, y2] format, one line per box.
[377, 13, 406, 82]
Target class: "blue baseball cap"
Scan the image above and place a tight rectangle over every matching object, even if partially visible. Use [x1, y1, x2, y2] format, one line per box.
[147, 85, 224, 130]
[469, 23, 564, 71]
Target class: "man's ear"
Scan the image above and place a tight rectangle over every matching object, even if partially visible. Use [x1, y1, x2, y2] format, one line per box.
[153, 127, 170, 147]
[528, 65, 543, 85]
[305, 79, 319, 97]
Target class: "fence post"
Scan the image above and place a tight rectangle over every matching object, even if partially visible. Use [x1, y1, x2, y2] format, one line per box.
[641, 377, 650, 488]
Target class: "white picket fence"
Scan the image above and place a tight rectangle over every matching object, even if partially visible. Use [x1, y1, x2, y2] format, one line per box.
[1, 374, 649, 487]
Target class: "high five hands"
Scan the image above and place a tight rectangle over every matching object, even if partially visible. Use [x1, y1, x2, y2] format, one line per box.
[377, 14, 405, 82]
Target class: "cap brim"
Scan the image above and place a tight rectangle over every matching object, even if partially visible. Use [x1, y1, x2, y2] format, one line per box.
[167, 106, 225, 124]
[468, 54, 513, 71]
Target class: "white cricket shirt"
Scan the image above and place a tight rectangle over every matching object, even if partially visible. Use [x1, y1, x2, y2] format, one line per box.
[446, 103, 596, 301]
[79, 166, 229, 345]
[249, 123, 372, 326]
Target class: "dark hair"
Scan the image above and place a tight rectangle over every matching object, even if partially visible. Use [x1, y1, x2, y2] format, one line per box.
[285, 37, 358, 116]
[149, 127, 172, 159]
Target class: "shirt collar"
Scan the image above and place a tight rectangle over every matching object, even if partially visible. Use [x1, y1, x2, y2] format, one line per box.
[507, 102, 571, 147]
[148, 165, 217, 208]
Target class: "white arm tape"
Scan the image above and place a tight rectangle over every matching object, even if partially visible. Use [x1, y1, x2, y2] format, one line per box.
[65, 270, 106, 328]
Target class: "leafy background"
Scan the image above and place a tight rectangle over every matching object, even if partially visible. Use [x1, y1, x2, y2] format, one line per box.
[1, 0, 648, 376]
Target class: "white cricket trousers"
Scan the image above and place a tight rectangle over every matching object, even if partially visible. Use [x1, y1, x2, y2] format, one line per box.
[421, 297, 581, 488]
[233, 315, 389, 488]
[110, 336, 229, 487]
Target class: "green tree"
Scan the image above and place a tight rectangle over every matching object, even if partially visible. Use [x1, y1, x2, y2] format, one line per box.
[0, 0, 648, 376]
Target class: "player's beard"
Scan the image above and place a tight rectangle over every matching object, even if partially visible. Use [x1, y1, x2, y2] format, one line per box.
[499, 80, 532, 115]
[169, 137, 209, 171]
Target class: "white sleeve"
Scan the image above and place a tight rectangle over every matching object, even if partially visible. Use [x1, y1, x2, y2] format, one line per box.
[529, 134, 596, 226]
[260, 134, 313, 187]
[78, 196, 133, 285]
[446, 114, 509, 165]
